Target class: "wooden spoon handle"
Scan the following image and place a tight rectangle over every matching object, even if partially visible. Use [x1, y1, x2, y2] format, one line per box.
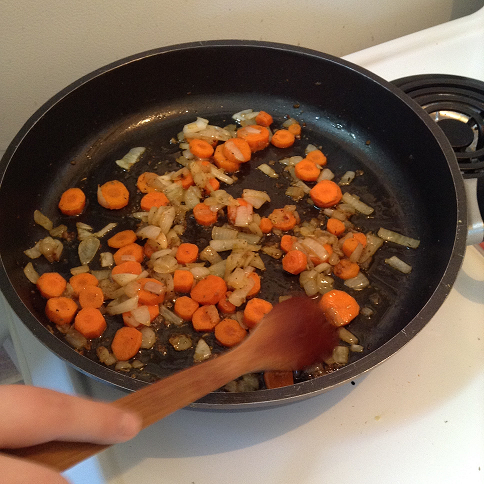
[5, 347, 252, 472]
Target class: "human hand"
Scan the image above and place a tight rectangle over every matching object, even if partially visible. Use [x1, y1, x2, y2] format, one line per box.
[0, 384, 142, 484]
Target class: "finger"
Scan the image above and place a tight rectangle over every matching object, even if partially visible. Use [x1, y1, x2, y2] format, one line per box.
[0, 385, 142, 448]
[0, 452, 70, 484]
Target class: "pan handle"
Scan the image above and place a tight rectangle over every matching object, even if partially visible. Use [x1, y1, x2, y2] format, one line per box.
[464, 177, 484, 246]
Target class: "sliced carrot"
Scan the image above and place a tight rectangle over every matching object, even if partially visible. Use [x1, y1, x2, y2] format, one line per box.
[140, 191, 169, 211]
[287, 123, 302, 137]
[78, 285, 104, 309]
[342, 232, 367, 258]
[97, 180, 129, 210]
[58, 187, 86, 216]
[305, 149, 327, 166]
[69, 273, 98, 296]
[269, 208, 297, 231]
[217, 292, 237, 314]
[74, 307, 106, 338]
[143, 239, 160, 258]
[227, 198, 250, 225]
[294, 159, 321, 182]
[282, 250, 308, 275]
[255, 111, 273, 127]
[246, 272, 261, 298]
[190, 275, 227, 305]
[259, 217, 273, 234]
[280, 234, 297, 253]
[174, 296, 199, 321]
[309, 180, 342, 208]
[36, 272, 67, 299]
[192, 304, 221, 332]
[243, 297, 273, 329]
[107, 229, 138, 249]
[111, 326, 142, 361]
[271, 129, 295, 148]
[189, 139, 214, 159]
[45, 296, 78, 325]
[333, 259, 360, 280]
[223, 138, 252, 163]
[113, 243, 144, 265]
[174, 169, 194, 190]
[111, 260, 143, 276]
[173, 269, 195, 293]
[175, 243, 199, 265]
[213, 144, 241, 173]
[137, 278, 166, 305]
[237, 125, 270, 152]
[264, 370, 294, 389]
[324, 243, 333, 256]
[319, 289, 360, 326]
[193, 202, 218, 226]
[326, 218, 346, 237]
[214, 318, 247, 347]
[137, 172, 159, 193]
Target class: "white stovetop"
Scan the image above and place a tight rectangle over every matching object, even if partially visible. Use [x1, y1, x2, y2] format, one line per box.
[4, 7, 484, 484]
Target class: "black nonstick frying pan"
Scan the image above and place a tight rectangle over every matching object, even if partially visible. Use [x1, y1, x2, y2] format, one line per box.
[0, 40, 467, 407]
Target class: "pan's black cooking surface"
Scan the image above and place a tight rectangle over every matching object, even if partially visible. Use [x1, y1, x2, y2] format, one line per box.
[0, 42, 467, 406]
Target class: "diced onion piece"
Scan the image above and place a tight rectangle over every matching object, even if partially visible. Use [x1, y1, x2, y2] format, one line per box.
[190, 266, 211, 280]
[350, 344, 364, 352]
[232, 109, 256, 122]
[339, 171, 356, 186]
[140, 327, 157, 349]
[34, 210, 53, 231]
[137, 225, 162, 240]
[286, 186, 306, 201]
[106, 296, 139, 315]
[24, 243, 42, 259]
[93, 222, 118, 238]
[183, 117, 209, 136]
[209, 260, 226, 277]
[199, 246, 223, 264]
[97, 346, 117, 366]
[115, 147, 145, 170]
[257, 163, 278, 178]
[78, 236, 100, 265]
[23, 262, 39, 284]
[160, 305, 184, 326]
[152, 255, 178, 274]
[234, 205, 253, 227]
[212, 226, 238, 240]
[39, 237, 63, 262]
[130, 305, 151, 326]
[143, 281, 165, 295]
[100, 252, 114, 268]
[184, 185, 202, 209]
[65, 327, 88, 350]
[344, 272, 370, 290]
[242, 189, 271, 209]
[261, 246, 283, 259]
[194, 338, 212, 363]
[210, 239, 247, 252]
[333, 345, 350, 365]
[318, 168, 334, 181]
[378, 228, 420, 249]
[237, 232, 261, 245]
[305, 144, 319, 154]
[282, 117, 298, 128]
[342, 192, 374, 215]
[169, 334, 192, 351]
[115, 361, 132, 371]
[300, 237, 330, 263]
[385, 255, 412, 274]
[338, 327, 359, 345]
[70, 265, 90, 276]
[359, 233, 384, 264]
[210, 165, 235, 185]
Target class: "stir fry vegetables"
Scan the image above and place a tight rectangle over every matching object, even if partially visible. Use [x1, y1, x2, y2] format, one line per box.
[23, 109, 421, 391]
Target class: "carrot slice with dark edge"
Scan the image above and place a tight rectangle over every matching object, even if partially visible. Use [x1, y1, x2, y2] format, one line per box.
[74, 307, 107, 338]
[45, 297, 78, 325]
[215, 318, 247, 347]
[111, 327, 142, 361]
[58, 188, 86, 216]
[36, 272, 67, 299]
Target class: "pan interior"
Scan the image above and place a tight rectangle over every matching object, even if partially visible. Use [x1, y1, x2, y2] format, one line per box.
[0, 43, 460, 399]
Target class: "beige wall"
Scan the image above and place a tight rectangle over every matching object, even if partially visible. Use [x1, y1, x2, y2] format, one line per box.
[0, 0, 482, 150]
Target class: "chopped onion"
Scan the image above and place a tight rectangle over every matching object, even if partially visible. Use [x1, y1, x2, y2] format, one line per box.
[143, 280, 165, 295]
[212, 226, 238, 240]
[237, 232, 261, 245]
[257, 164, 278, 178]
[39, 237, 63, 262]
[23, 262, 39, 284]
[300, 237, 330, 263]
[184, 185, 202, 209]
[279, 156, 303, 166]
[183, 117, 209, 136]
[242, 189, 271, 209]
[318, 168, 335, 181]
[137, 225, 162, 240]
[344, 272, 370, 290]
[160, 305, 184, 326]
[34, 210, 53, 231]
[190, 266, 211, 280]
[200, 246, 223, 264]
[130, 305, 151, 326]
[339, 171, 356, 185]
[342, 192, 374, 215]
[100, 252, 114, 268]
[152, 255, 178, 274]
[115, 147, 145, 170]
[338, 327, 359, 344]
[140, 327, 157, 349]
[106, 295, 139, 315]
[377, 228, 420, 249]
[64, 327, 88, 350]
[261, 245, 283, 259]
[333, 345, 350, 365]
[97, 346, 116, 366]
[169, 334, 192, 351]
[286, 186, 306, 201]
[385, 255, 412, 274]
[24, 243, 42, 259]
[210, 165, 235, 185]
[93, 222, 118, 238]
[209, 260, 226, 277]
[70, 265, 90, 276]
[232, 109, 257, 122]
[210, 239, 248, 252]
[193, 338, 212, 362]
[78, 236, 100, 265]
[234, 204, 253, 227]
[359, 233, 384, 263]
[350, 344, 364, 353]
[115, 361, 132, 370]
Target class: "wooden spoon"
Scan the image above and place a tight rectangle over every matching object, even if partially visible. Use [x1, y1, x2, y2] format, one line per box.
[7, 296, 338, 472]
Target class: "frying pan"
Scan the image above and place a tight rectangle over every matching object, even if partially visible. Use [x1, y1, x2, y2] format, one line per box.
[0, 40, 467, 408]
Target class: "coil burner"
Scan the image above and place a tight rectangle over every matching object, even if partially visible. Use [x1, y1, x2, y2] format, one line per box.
[393, 74, 484, 178]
